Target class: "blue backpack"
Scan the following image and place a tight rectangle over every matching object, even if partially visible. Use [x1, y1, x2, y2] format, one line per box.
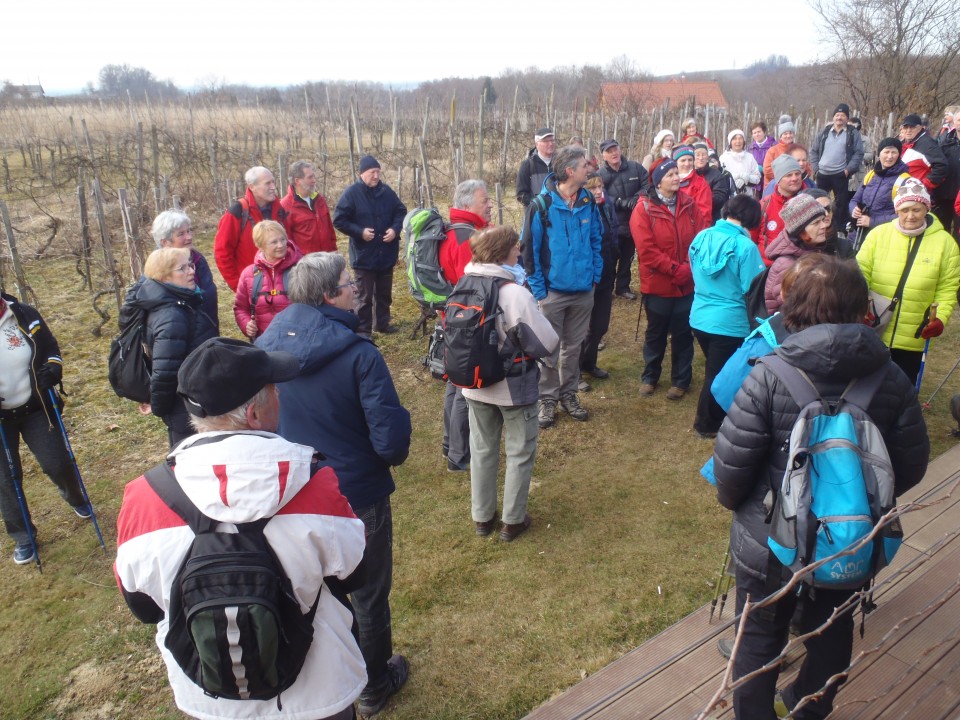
[760, 355, 902, 589]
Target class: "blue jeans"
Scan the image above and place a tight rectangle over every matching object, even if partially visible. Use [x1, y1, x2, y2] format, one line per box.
[0, 406, 84, 543]
[353, 496, 395, 695]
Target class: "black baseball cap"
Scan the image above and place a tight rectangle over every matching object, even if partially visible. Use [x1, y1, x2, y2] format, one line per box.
[599, 139, 619, 152]
[177, 338, 299, 417]
[901, 114, 923, 127]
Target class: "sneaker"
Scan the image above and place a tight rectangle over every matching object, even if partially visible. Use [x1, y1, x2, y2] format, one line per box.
[538, 399, 557, 429]
[13, 542, 35, 565]
[358, 654, 410, 717]
[560, 393, 588, 421]
[585, 366, 609, 379]
[639, 383, 657, 396]
[597, 339, 606, 351]
[616, 290, 638, 300]
[578, 379, 592, 393]
[665, 386, 686, 401]
[774, 689, 790, 718]
[72, 502, 92, 519]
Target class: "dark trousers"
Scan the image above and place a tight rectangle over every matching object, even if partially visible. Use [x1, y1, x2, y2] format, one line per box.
[442, 381, 470, 467]
[734, 567, 855, 719]
[581, 255, 615, 371]
[352, 497, 395, 696]
[0, 407, 84, 543]
[932, 201, 957, 238]
[641, 294, 694, 389]
[614, 233, 636, 294]
[355, 268, 394, 335]
[816, 171, 851, 231]
[890, 348, 923, 387]
[161, 399, 196, 450]
[693, 330, 744, 434]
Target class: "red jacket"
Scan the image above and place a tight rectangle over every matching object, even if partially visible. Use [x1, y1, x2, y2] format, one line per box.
[678, 172, 713, 224]
[214, 188, 291, 291]
[280, 186, 337, 255]
[752, 188, 794, 265]
[233, 244, 302, 339]
[439, 208, 487, 285]
[630, 192, 707, 297]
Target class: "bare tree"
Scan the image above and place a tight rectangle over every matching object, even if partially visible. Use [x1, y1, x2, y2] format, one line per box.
[811, 0, 960, 118]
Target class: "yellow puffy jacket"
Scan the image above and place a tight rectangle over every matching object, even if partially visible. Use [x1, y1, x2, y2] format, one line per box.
[857, 213, 960, 352]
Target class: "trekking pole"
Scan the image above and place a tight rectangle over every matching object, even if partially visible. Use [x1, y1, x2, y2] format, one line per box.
[923, 354, 960, 410]
[709, 544, 730, 623]
[47, 389, 106, 551]
[634, 294, 645, 342]
[0, 419, 42, 572]
[916, 303, 938, 395]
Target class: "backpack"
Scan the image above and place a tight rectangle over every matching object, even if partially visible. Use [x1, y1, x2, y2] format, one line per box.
[443, 275, 508, 389]
[108, 301, 152, 403]
[744, 266, 772, 330]
[403, 207, 473, 310]
[422, 322, 446, 381]
[250, 266, 292, 309]
[144, 461, 319, 704]
[760, 355, 902, 589]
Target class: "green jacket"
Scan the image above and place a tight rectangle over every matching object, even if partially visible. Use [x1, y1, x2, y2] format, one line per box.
[857, 214, 960, 351]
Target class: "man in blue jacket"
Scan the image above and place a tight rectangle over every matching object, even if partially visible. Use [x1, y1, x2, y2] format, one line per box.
[520, 145, 604, 429]
[257, 252, 412, 718]
[333, 156, 407, 337]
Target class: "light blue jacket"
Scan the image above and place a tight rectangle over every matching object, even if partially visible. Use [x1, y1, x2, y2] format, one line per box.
[688, 220, 765, 338]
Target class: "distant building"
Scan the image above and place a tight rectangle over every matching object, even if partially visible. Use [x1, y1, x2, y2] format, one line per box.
[599, 79, 727, 113]
[2, 84, 45, 100]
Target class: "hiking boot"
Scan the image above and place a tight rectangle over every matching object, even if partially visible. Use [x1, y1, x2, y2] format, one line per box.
[717, 637, 734, 659]
[578, 379, 592, 393]
[586, 366, 609, 379]
[376, 324, 400, 334]
[358, 654, 409, 717]
[665, 386, 686, 401]
[475, 517, 497, 536]
[639, 383, 657, 396]
[446, 458, 468, 472]
[538, 399, 557, 429]
[13, 542, 35, 565]
[695, 428, 718, 440]
[560, 393, 588, 421]
[72, 502, 92, 519]
[616, 290, 638, 300]
[500, 513, 532, 542]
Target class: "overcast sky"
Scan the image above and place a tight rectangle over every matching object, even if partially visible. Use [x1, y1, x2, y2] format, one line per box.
[6, 1, 824, 94]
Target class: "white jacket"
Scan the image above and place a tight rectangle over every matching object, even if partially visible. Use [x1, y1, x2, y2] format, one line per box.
[115, 431, 367, 720]
[719, 149, 762, 189]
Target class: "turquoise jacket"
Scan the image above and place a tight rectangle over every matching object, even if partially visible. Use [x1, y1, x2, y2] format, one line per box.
[688, 220, 765, 338]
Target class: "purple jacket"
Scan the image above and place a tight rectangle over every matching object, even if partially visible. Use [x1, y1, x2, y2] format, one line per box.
[750, 136, 776, 168]
[848, 159, 910, 228]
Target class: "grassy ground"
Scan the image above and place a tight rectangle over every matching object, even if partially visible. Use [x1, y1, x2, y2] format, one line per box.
[1, 231, 957, 720]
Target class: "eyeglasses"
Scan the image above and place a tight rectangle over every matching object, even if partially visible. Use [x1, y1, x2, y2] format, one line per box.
[336, 278, 357, 290]
[174, 262, 195, 273]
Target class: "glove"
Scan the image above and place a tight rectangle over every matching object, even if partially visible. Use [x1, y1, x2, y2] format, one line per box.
[615, 197, 638, 211]
[674, 263, 693, 287]
[921, 317, 944, 339]
[35, 364, 62, 391]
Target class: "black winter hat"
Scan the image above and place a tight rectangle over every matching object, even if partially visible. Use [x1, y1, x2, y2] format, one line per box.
[877, 137, 903, 155]
[834, 103, 851, 118]
[358, 155, 381, 174]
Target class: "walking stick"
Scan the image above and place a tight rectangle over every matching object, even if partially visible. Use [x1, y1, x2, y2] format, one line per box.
[916, 303, 938, 395]
[709, 545, 732, 623]
[634, 294, 645, 342]
[47, 389, 106, 551]
[923, 354, 960, 410]
[0, 419, 42, 571]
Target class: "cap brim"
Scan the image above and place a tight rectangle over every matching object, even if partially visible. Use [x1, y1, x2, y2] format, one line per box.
[265, 351, 300, 384]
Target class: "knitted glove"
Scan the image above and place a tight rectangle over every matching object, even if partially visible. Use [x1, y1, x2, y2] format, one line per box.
[921, 318, 944, 339]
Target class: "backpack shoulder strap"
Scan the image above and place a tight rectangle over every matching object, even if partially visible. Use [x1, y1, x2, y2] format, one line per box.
[144, 462, 216, 534]
[238, 196, 251, 235]
[839, 366, 887, 413]
[448, 222, 476, 244]
[758, 354, 822, 409]
[251, 267, 265, 307]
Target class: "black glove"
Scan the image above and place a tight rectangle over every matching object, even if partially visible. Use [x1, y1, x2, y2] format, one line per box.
[615, 197, 638, 211]
[35, 364, 62, 391]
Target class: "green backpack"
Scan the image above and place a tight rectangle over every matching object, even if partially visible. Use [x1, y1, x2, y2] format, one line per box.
[403, 207, 473, 310]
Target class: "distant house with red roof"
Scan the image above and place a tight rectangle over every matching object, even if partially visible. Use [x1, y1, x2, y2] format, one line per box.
[599, 79, 727, 112]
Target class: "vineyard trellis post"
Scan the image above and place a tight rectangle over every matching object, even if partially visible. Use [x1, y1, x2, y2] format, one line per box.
[0, 200, 33, 304]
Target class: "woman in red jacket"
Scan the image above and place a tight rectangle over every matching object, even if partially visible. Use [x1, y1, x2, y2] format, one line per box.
[630, 160, 709, 400]
[674, 146, 713, 223]
[233, 220, 302, 339]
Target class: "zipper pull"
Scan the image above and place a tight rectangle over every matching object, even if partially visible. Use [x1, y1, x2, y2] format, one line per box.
[821, 521, 834, 544]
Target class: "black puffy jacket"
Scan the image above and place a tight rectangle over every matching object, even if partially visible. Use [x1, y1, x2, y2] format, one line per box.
[713, 323, 929, 582]
[599, 157, 650, 241]
[129, 279, 217, 417]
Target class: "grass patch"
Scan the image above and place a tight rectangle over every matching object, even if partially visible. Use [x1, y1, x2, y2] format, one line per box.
[0, 228, 956, 720]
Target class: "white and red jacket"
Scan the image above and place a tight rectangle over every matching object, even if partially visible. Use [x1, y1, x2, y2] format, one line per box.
[902, 129, 949, 194]
[115, 431, 367, 720]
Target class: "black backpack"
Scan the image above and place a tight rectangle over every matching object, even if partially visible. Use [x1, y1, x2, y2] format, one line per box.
[443, 275, 506, 388]
[744, 266, 772, 331]
[108, 302, 152, 403]
[144, 462, 319, 705]
[250, 266, 292, 308]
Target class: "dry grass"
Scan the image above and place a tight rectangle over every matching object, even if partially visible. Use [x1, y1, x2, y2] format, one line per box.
[0, 225, 957, 720]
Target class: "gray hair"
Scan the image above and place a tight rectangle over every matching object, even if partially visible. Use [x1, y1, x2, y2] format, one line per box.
[452, 179, 487, 210]
[190, 385, 273, 433]
[245, 166, 271, 186]
[289, 160, 316, 182]
[288, 252, 347, 305]
[151, 209, 191, 248]
[551, 145, 587, 182]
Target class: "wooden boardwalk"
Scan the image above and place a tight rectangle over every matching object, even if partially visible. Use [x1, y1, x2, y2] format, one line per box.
[524, 444, 960, 720]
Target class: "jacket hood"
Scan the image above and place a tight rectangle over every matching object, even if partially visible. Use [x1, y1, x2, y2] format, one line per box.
[463, 262, 515, 281]
[689, 220, 750, 276]
[256, 302, 367, 375]
[765, 228, 807, 261]
[132, 277, 201, 311]
[168, 431, 315, 522]
[775, 323, 890, 382]
[255, 244, 302, 271]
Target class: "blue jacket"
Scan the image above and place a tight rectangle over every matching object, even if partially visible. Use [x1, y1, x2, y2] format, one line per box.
[689, 220, 765, 338]
[333, 180, 407, 271]
[256, 303, 411, 510]
[848, 159, 910, 228]
[520, 173, 604, 301]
